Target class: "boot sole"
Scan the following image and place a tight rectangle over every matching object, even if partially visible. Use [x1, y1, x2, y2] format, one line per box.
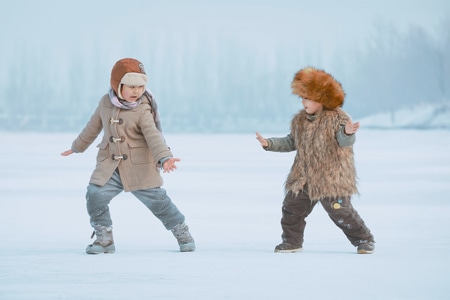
[357, 249, 374, 254]
[274, 248, 303, 253]
[180, 242, 196, 252]
[86, 244, 116, 254]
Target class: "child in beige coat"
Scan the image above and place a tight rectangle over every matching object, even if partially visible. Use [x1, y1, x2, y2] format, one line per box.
[61, 58, 195, 254]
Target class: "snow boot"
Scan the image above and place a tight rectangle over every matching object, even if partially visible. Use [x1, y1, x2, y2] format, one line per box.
[274, 242, 303, 253]
[171, 222, 195, 252]
[86, 225, 115, 254]
[357, 240, 375, 254]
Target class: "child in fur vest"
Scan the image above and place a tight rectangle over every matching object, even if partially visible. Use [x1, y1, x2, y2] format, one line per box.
[256, 67, 374, 254]
[61, 58, 195, 254]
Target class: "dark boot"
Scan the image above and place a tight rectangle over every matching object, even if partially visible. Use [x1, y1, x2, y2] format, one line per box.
[274, 243, 303, 253]
[356, 240, 375, 254]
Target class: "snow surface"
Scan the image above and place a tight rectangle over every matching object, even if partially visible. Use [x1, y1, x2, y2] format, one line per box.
[1, 130, 450, 299]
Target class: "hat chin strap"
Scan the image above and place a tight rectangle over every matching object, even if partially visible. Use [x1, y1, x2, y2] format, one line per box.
[117, 84, 124, 99]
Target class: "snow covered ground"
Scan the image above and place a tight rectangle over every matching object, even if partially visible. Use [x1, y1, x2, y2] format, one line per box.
[1, 130, 449, 299]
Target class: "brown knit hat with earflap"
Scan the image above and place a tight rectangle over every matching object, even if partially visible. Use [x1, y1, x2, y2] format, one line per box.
[110, 58, 148, 99]
[291, 67, 345, 109]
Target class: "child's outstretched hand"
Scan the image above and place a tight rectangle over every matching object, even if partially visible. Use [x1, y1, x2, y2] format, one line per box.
[163, 157, 181, 173]
[255, 132, 269, 147]
[61, 149, 74, 156]
[344, 120, 360, 135]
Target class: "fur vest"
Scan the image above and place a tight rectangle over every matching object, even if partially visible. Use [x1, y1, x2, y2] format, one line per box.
[285, 109, 358, 200]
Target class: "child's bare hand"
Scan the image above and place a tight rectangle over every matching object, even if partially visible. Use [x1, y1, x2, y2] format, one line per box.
[255, 132, 269, 147]
[344, 120, 360, 135]
[61, 149, 74, 156]
[163, 157, 181, 173]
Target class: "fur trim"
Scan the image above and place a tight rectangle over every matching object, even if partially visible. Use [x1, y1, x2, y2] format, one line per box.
[121, 72, 148, 86]
[117, 73, 148, 98]
[291, 67, 345, 109]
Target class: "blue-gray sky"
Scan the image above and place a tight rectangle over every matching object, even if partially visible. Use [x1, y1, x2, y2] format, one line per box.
[2, 0, 448, 47]
[1, 0, 449, 132]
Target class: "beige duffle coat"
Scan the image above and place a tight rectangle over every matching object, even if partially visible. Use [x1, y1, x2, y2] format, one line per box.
[71, 94, 172, 192]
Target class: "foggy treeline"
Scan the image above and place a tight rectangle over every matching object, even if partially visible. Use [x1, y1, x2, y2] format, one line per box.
[1, 20, 449, 133]
[346, 20, 450, 119]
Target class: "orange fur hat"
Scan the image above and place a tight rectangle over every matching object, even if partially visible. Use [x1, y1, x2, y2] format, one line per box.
[291, 67, 345, 109]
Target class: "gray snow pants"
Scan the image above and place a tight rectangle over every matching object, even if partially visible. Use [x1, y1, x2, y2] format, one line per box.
[86, 170, 185, 230]
[281, 190, 374, 248]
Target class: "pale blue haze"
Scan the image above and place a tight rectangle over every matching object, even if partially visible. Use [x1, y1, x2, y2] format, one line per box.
[0, 0, 449, 132]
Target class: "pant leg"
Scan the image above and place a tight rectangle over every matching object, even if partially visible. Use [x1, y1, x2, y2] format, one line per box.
[280, 191, 317, 247]
[86, 170, 123, 227]
[320, 197, 374, 246]
[132, 187, 185, 230]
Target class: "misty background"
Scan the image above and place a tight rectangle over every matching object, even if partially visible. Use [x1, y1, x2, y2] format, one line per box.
[1, 0, 449, 133]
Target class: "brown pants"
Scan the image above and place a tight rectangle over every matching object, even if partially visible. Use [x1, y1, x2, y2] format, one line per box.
[281, 190, 374, 248]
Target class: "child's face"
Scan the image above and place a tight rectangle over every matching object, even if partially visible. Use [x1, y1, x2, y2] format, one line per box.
[302, 98, 323, 115]
[121, 84, 145, 102]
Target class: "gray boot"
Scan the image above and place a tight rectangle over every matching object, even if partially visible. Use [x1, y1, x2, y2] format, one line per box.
[171, 222, 195, 252]
[86, 225, 115, 254]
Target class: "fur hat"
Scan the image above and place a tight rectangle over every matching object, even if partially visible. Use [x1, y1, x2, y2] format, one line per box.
[291, 67, 345, 109]
[110, 58, 148, 99]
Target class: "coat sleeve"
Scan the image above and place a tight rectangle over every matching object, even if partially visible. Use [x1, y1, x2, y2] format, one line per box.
[265, 134, 296, 152]
[335, 109, 355, 148]
[71, 100, 103, 153]
[139, 106, 173, 163]
[336, 125, 356, 147]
